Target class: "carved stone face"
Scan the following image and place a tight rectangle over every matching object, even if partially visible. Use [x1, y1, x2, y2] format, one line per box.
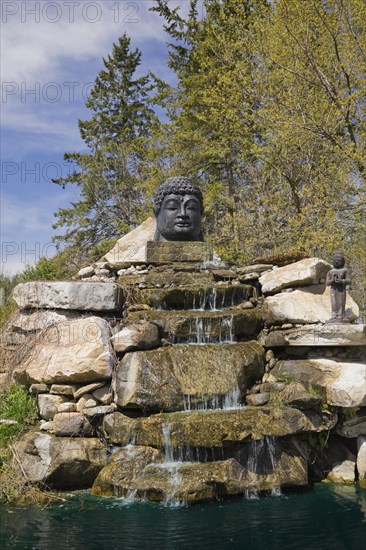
[333, 255, 345, 268]
[155, 193, 203, 241]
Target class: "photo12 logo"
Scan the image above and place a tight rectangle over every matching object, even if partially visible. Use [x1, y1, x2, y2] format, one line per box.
[1, 1, 139, 24]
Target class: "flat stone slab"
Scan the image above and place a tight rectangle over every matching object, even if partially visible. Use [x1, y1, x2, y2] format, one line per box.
[113, 341, 264, 412]
[273, 359, 366, 408]
[102, 217, 156, 267]
[104, 406, 337, 447]
[132, 283, 254, 310]
[259, 258, 331, 295]
[262, 285, 359, 325]
[128, 307, 262, 343]
[92, 449, 307, 503]
[146, 241, 213, 263]
[13, 316, 116, 385]
[12, 282, 123, 311]
[260, 324, 366, 347]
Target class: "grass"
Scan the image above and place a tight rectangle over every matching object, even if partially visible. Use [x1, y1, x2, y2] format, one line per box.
[0, 385, 38, 448]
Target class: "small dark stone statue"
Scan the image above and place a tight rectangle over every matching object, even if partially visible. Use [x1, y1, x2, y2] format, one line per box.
[325, 252, 352, 324]
[153, 177, 204, 242]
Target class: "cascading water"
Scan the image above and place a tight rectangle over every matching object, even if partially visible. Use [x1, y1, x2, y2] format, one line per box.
[161, 424, 185, 507]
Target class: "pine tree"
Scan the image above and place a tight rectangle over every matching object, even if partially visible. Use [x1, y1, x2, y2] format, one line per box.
[53, 34, 158, 255]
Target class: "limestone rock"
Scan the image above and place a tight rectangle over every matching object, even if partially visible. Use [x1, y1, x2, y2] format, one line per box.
[91, 445, 164, 497]
[74, 382, 105, 400]
[92, 447, 307, 503]
[29, 384, 49, 394]
[12, 282, 123, 311]
[92, 386, 112, 405]
[102, 217, 156, 267]
[246, 393, 270, 406]
[262, 285, 359, 325]
[77, 266, 95, 278]
[103, 407, 336, 448]
[37, 394, 69, 420]
[10, 310, 76, 332]
[237, 264, 273, 275]
[76, 394, 98, 412]
[146, 241, 213, 263]
[13, 432, 107, 489]
[58, 402, 77, 413]
[82, 404, 117, 418]
[13, 317, 116, 385]
[336, 414, 366, 438]
[113, 342, 265, 412]
[260, 324, 366, 347]
[111, 322, 160, 353]
[326, 460, 355, 484]
[273, 359, 366, 408]
[279, 382, 322, 409]
[259, 258, 331, 295]
[357, 436, 366, 489]
[53, 412, 93, 437]
[50, 384, 78, 396]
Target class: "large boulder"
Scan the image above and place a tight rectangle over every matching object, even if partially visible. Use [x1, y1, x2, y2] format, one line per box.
[92, 448, 307, 503]
[13, 432, 107, 489]
[259, 258, 331, 294]
[12, 282, 123, 311]
[113, 342, 265, 412]
[273, 359, 366, 408]
[103, 407, 337, 448]
[262, 285, 359, 325]
[91, 445, 164, 497]
[102, 217, 156, 267]
[260, 324, 366, 347]
[13, 316, 116, 385]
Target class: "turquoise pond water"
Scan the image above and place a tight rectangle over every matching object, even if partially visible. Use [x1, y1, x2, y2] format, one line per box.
[1, 484, 365, 550]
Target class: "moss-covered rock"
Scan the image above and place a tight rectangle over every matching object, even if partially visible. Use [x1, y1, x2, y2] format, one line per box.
[113, 342, 265, 412]
[104, 406, 337, 448]
[128, 308, 262, 342]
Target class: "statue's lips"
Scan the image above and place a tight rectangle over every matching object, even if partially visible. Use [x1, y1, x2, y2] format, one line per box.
[175, 222, 191, 228]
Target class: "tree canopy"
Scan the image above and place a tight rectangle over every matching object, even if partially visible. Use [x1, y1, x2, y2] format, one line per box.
[51, 0, 365, 306]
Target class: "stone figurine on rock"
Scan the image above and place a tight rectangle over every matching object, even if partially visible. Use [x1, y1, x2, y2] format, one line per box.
[153, 176, 204, 241]
[326, 252, 352, 324]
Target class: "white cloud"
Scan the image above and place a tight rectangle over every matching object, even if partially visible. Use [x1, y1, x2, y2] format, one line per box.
[1, 1, 167, 83]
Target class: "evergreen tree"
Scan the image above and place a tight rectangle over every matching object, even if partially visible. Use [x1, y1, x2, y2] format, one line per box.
[53, 34, 158, 255]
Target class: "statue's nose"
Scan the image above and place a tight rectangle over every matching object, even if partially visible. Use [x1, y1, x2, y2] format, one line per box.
[178, 204, 188, 217]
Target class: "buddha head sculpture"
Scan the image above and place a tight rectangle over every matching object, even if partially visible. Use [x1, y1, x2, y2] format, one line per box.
[153, 176, 204, 241]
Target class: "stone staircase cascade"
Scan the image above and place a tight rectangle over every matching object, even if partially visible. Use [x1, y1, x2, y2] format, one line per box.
[2, 231, 365, 504]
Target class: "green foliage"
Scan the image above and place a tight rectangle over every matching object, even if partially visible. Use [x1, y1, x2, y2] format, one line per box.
[49, 5, 365, 309]
[0, 386, 38, 449]
[152, 0, 365, 307]
[53, 34, 160, 251]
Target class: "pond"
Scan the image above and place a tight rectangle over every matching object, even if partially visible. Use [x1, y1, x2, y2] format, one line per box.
[1, 484, 365, 550]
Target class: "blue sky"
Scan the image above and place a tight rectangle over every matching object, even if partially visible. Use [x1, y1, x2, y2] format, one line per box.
[1, 1, 202, 276]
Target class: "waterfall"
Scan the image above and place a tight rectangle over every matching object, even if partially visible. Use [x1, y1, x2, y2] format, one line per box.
[182, 385, 242, 412]
[242, 436, 282, 498]
[266, 436, 282, 497]
[220, 315, 235, 343]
